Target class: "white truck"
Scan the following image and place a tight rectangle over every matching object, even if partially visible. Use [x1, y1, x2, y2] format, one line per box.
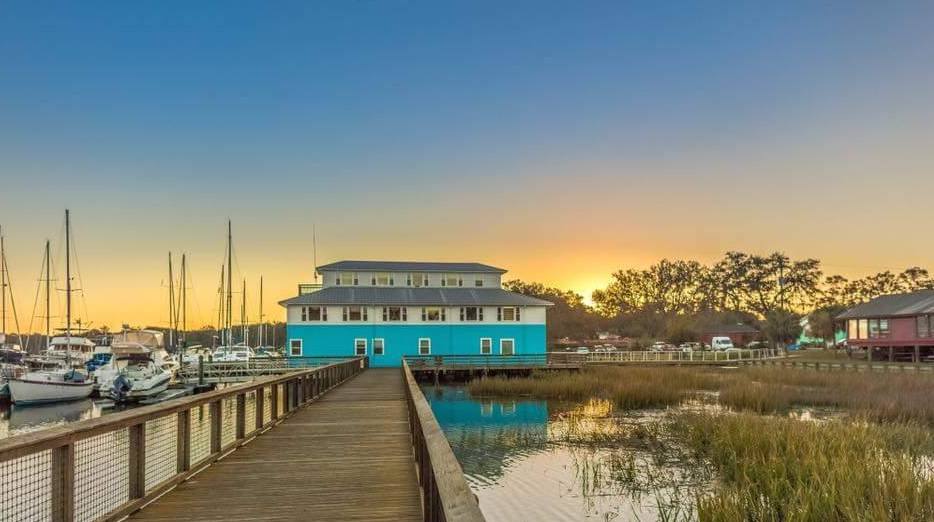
[710, 337, 735, 351]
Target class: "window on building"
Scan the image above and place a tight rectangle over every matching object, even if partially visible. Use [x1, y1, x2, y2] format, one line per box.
[879, 318, 890, 338]
[498, 307, 520, 322]
[422, 307, 445, 321]
[474, 278, 484, 287]
[373, 338, 385, 356]
[372, 273, 393, 286]
[918, 315, 931, 338]
[337, 272, 357, 286]
[382, 306, 407, 321]
[480, 338, 492, 355]
[869, 318, 891, 339]
[500, 338, 515, 355]
[418, 338, 431, 355]
[302, 306, 326, 322]
[289, 339, 302, 357]
[354, 338, 367, 356]
[343, 306, 367, 321]
[441, 274, 462, 287]
[848, 319, 858, 340]
[460, 306, 483, 321]
[408, 273, 428, 287]
[858, 319, 869, 340]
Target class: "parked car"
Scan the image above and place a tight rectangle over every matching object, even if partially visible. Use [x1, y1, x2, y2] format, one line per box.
[745, 341, 768, 349]
[575, 346, 590, 354]
[649, 341, 667, 352]
[710, 337, 735, 351]
[679, 342, 702, 352]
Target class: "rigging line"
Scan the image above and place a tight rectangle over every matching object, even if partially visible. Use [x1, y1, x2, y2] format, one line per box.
[24, 244, 46, 351]
[67, 220, 92, 326]
[186, 254, 206, 330]
[3, 250, 23, 341]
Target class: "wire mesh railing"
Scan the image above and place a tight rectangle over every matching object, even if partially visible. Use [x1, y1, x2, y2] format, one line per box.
[0, 357, 366, 522]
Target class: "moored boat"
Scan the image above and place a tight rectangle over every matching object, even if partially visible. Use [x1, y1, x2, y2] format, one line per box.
[99, 353, 171, 403]
[9, 369, 95, 404]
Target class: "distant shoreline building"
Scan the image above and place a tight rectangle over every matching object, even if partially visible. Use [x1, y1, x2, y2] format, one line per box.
[279, 260, 552, 367]
[837, 289, 934, 362]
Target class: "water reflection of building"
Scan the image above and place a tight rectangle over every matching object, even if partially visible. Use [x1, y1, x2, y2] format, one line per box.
[424, 386, 548, 481]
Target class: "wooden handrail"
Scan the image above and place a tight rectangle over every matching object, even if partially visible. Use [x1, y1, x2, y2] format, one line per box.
[0, 357, 366, 522]
[402, 360, 485, 522]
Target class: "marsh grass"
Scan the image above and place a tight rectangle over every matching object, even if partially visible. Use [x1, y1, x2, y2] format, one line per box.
[468, 367, 720, 410]
[670, 412, 934, 521]
[469, 366, 934, 424]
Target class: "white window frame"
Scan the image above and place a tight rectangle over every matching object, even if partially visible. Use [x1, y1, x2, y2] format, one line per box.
[499, 306, 519, 322]
[373, 338, 385, 356]
[422, 307, 445, 322]
[354, 338, 367, 356]
[344, 306, 367, 322]
[383, 306, 406, 322]
[500, 338, 515, 355]
[418, 338, 431, 355]
[304, 306, 326, 322]
[441, 274, 462, 287]
[480, 337, 492, 355]
[289, 339, 302, 357]
[337, 272, 357, 286]
[474, 278, 484, 287]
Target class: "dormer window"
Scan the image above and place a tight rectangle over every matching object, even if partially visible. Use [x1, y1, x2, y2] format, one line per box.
[373, 273, 393, 286]
[408, 273, 428, 287]
[498, 306, 520, 322]
[337, 272, 357, 286]
[441, 274, 462, 287]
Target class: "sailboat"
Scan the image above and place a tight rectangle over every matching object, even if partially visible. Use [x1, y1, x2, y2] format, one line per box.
[212, 221, 255, 361]
[0, 226, 27, 398]
[10, 210, 95, 404]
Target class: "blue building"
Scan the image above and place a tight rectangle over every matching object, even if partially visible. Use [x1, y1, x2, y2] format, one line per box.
[279, 260, 552, 367]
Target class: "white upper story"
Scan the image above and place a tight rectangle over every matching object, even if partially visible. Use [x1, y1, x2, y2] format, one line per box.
[317, 260, 505, 289]
[280, 260, 551, 325]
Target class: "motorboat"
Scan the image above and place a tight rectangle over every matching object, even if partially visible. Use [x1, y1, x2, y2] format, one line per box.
[181, 345, 211, 365]
[98, 353, 171, 403]
[212, 345, 255, 362]
[39, 336, 97, 368]
[253, 346, 282, 358]
[8, 368, 95, 405]
[109, 329, 179, 381]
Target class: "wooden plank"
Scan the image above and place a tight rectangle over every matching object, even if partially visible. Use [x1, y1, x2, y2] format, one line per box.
[127, 369, 423, 522]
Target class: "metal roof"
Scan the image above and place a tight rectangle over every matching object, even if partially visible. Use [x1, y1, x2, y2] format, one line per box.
[836, 290, 934, 319]
[315, 260, 507, 274]
[279, 287, 552, 307]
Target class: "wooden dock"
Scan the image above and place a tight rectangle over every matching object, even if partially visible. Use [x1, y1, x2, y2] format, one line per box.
[128, 369, 422, 521]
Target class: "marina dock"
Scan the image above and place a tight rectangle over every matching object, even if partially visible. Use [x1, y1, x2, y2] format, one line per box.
[0, 358, 484, 522]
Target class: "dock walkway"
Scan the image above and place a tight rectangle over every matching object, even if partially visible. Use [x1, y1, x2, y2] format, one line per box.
[128, 369, 422, 521]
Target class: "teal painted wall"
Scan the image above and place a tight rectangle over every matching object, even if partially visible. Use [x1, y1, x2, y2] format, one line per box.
[286, 323, 547, 367]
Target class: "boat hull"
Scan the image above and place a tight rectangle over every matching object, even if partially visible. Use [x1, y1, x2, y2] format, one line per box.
[9, 378, 95, 404]
[108, 374, 172, 402]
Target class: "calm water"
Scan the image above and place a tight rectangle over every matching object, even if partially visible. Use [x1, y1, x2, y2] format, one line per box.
[423, 386, 712, 522]
[0, 399, 107, 439]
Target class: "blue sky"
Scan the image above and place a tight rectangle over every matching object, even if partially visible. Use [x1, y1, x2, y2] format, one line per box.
[2, 2, 933, 327]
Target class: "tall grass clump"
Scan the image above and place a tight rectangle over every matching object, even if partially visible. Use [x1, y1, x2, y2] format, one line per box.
[672, 413, 934, 521]
[720, 368, 934, 424]
[467, 367, 720, 410]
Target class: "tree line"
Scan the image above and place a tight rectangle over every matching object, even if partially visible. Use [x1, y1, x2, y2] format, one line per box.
[508, 251, 933, 346]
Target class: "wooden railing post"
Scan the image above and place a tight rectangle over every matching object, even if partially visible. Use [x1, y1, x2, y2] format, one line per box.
[271, 383, 279, 421]
[236, 393, 246, 440]
[256, 388, 265, 429]
[177, 410, 190, 473]
[129, 423, 146, 500]
[50, 443, 75, 522]
[210, 401, 221, 454]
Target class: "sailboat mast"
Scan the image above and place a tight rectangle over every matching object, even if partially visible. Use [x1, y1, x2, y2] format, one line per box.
[65, 209, 71, 340]
[1, 225, 6, 336]
[259, 276, 264, 347]
[226, 220, 233, 346]
[45, 240, 51, 349]
[241, 279, 246, 345]
[217, 264, 224, 335]
[168, 252, 175, 348]
[181, 253, 187, 343]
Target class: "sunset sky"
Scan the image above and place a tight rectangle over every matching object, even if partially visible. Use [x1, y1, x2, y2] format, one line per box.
[2, 2, 933, 331]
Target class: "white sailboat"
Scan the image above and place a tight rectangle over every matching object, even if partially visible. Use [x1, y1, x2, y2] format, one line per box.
[0, 226, 28, 398]
[10, 210, 95, 405]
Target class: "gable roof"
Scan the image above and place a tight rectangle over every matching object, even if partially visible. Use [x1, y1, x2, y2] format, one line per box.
[316, 260, 506, 274]
[279, 287, 552, 307]
[836, 290, 934, 320]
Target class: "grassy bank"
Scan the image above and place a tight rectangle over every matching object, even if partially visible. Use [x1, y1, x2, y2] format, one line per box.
[672, 413, 934, 521]
[467, 366, 720, 409]
[469, 366, 934, 424]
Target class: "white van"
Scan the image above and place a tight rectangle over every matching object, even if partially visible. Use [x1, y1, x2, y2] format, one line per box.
[711, 337, 734, 351]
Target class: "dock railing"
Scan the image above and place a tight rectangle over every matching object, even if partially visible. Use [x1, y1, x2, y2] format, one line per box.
[402, 360, 485, 522]
[0, 357, 366, 522]
[404, 353, 582, 370]
[582, 348, 783, 364]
